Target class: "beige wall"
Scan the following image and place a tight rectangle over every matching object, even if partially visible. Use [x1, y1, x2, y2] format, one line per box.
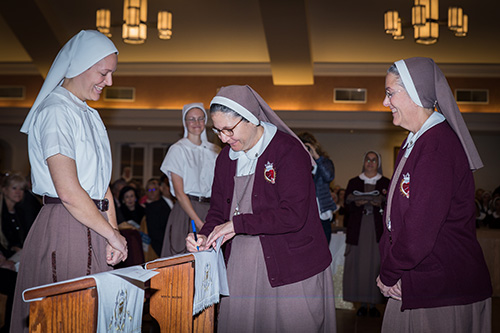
[1, 72, 499, 192]
[1, 117, 499, 193]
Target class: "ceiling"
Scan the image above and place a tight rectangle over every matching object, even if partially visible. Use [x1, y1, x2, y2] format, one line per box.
[1, 0, 499, 84]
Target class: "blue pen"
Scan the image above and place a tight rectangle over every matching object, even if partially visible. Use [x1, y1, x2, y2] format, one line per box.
[191, 219, 200, 251]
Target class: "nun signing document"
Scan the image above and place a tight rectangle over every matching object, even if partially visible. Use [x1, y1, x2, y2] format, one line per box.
[186, 85, 336, 332]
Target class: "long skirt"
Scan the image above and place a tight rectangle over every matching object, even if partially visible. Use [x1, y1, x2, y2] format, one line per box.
[218, 235, 337, 333]
[10, 203, 111, 333]
[160, 199, 210, 257]
[343, 213, 384, 304]
[382, 297, 491, 333]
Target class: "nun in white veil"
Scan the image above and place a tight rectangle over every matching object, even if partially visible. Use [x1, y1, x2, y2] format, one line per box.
[159, 103, 220, 257]
[11, 30, 127, 333]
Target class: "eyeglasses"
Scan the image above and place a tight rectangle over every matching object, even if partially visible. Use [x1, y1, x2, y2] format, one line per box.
[147, 188, 158, 192]
[365, 158, 377, 163]
[212, 118, 243, 137]
[186, 117, 205, 123]
[385, 89, 402, 100]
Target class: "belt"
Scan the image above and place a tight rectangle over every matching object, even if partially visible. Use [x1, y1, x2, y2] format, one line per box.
[43, 196, 109, 212]
[187, 194, 211, 203]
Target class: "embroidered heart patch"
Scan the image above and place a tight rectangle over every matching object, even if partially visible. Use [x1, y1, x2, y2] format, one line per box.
[400, 172, 410, 198]
[264, 161, 276, 184]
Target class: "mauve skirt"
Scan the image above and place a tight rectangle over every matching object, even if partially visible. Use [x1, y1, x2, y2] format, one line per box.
[382, 297, 491, 333]
[10, 203, 111, 333]
[218, 235, 337, 333]
[160, 199, 210, 258]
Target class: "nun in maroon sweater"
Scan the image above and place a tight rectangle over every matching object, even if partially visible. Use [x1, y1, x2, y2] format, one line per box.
[377, 57, 492, 332]
[186, 85, 336, 332]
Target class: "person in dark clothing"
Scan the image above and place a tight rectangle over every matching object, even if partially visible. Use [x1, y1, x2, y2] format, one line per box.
[118, 186, 145, 227]
[145, 175, 174, 256]
[298, 132, 336, 245]
[0, 172, 41, 332]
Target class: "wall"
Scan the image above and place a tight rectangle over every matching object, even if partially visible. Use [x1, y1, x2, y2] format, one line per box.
[0, 72, 499, 192]
[2, 120, 499, 193]
[1, 75, 499, 113]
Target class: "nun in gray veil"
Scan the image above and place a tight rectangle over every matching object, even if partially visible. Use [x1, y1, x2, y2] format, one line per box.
[343, 150, 390, 317]
[378, 57, 491, 332]
[186, 85, 336, 332]
[11, 30, 127, 332]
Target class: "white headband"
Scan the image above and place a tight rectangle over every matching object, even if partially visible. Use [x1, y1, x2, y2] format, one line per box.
[210, 96, 260, 125]
[395, 59, 423, 108]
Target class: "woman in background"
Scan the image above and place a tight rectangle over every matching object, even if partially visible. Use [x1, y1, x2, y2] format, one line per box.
[0, 173, 41, 258]
[160, 103, 220, 257]
[119, 185, 145, 227]
[343, 151, 389, 317]
[0, 172, 40, 333]
[298, 132, 336, 245]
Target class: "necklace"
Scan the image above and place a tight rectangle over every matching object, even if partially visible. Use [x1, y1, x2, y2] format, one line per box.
[233, 152, 259, 216]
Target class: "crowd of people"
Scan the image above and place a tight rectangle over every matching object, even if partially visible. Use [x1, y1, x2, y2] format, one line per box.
[1, 29, 495, 332]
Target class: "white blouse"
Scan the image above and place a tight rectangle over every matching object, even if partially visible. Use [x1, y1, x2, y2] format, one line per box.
[161, 137, 220, 198]
[27, 86, 112, 199]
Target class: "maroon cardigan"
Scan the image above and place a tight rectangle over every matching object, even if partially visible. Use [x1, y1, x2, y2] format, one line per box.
[379, 121, 492, 310]
[200, 130, 332, 287]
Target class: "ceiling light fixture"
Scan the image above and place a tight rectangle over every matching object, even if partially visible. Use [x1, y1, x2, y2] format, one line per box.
[384, 0, 468, 45]
[96, 0, 173, 45]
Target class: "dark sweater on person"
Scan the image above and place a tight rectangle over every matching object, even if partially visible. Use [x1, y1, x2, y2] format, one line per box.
[379, 121, 492, 310]
[201, 130, 332, 288]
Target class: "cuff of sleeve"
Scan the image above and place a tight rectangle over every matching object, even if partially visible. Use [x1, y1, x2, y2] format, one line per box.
[379, 271, 399, 287]
[232, 214, 244, 234]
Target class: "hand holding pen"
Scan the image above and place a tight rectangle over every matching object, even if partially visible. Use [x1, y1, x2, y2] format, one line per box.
[191, 219, 200, 251]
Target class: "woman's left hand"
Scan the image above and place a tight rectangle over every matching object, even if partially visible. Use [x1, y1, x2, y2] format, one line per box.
[206, 221, 235, 250]
[376, 275, 402, 300]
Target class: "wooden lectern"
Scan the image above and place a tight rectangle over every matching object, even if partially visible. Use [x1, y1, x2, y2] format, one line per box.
[23, 254, 214, 332]
[24, 278, 97, 332]
[146, 254, 215, 332]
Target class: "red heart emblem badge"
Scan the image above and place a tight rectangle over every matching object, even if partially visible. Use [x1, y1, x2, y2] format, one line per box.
[264, 162, 276, 184]
[400, 173, 410, 198]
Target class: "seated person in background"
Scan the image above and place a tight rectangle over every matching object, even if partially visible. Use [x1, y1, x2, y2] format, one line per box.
[0, 172, 38, 333]
[485, 197, 500, 229]
[111, 178, 127, 223]
[145, 175, 174, 257]
[0, 172, 41, 260]
[119, 185, 145, 228]
[0, 251, 16, 333]
[117, 186, 146, 267]
[139, 178, 161, 206]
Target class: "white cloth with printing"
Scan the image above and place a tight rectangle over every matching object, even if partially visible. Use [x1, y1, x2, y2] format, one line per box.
[192, 236, 229, 315]
[23, 265, 157, 332]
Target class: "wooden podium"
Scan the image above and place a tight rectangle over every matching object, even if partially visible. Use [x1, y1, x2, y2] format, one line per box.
[24, 254, 214, 332]
[146, 254, 214, 332]
[24, 278, 98, 332]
